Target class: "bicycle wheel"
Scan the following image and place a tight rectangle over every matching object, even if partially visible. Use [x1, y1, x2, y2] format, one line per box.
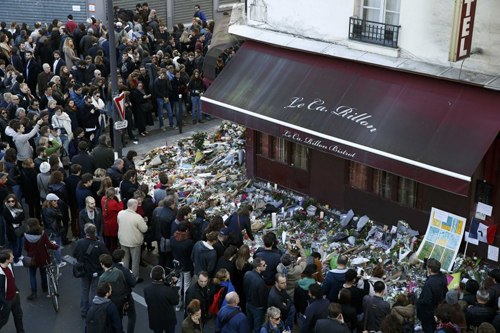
[47, 269, 59, 313]
[51, 251, 60, 282]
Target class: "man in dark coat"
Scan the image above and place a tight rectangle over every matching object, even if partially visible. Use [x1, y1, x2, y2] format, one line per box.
[268, 273, 294, 328]
[191, 231, 218, 277]
[79, 196, 104, 239]
[465, 289, 496, 330]
[144, 266, 179, 333]
[0, 173, 12, 247]
[416, 258, 448, 333]
[243, 257, 269, 333]
[185, 271, 210, 324]
[73, 223, 109, 318]
[24, 51, 40, 99]
[362, 281, 390, 333]
[64, 164, 82, 241]
[112, 249, 137, 333]
[302, 284, 330, 333]
[92, 135, 114, 170]
[152, 195, 177, 269]
[72, 141, 97, 176]
[322, 255, 348, 303]
[314, 303, 351, 333]
[75, 173, 94, 211]
[106, 159, 124, 187]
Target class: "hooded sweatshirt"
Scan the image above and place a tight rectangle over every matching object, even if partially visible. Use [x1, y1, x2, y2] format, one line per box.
[89, 295, 122, 332]
[322, 268, 348, 302]
[191, 241, 216, 276]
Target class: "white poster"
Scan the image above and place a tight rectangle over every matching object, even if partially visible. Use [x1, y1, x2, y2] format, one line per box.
[416, 207, 466, 271]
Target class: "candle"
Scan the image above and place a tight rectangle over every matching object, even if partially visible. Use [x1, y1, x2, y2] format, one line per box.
[274, 184, 277, 190]
[325, 204, 329, 209]
[267, 182, 271, 188]
[320, 211, 324, 219]
[281, 207, 285, 214]
[272, 213, 277, 228]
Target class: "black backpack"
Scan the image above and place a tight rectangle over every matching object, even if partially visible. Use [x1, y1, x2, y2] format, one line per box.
[107, 269, 129, 312]
[401, 317, 414, 333]
[85, 302, 110, 333]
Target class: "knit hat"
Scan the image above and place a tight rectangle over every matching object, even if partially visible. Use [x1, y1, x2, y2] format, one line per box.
[40, 162, 50, 173]
[46, 193, 60, 201]
[446, 290, 458, 305]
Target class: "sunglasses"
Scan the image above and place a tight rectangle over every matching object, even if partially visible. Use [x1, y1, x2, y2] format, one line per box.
[7, 200, 15, 203]
[272, 317, 280, 320]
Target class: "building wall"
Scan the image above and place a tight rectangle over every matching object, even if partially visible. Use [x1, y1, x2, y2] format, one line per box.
[246, 0, 500, 75]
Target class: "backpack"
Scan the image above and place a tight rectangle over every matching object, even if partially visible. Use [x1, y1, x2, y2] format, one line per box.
[85, 302, 110, 333]
[209, 286, 228, 315]
[401, 317, 414, 333]
[107, 269, 129, 312]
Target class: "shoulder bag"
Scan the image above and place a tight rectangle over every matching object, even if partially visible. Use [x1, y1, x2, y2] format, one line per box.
[22, 239, 41, 268]
[73, 243, 94, 278]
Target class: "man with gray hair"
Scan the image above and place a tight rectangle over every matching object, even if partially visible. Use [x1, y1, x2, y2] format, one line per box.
[73, 222, 109, 318]
[14, 108, 26, 120]
[106, 158, 124, 187]
[215, 291, 250, 332]
[37, 63, 54, 95]
[118, 199, 148, 283]
[152, 195, 177, 268]
[465, 289, 496, 329]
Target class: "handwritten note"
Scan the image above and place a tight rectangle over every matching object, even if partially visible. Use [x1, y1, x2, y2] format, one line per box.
[477, 202, 493, 217]
[434, 209, 448, 222]
[488, 245, 499, 262]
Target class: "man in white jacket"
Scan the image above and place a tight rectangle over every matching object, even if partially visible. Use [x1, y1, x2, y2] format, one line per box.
[117, 199, 148, 283]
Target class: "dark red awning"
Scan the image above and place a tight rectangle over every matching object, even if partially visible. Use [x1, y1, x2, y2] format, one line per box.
[202, 40, 500, 196]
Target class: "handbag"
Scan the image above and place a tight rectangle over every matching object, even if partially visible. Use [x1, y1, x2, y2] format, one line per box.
[22, 239, 41, 268]
[73, 244, 94, 278]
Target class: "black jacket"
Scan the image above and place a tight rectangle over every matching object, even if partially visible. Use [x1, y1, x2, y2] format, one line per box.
[79, 207, 104, 239]
[73, 237, 109, 278]
[3, 208, 25, 243]
[465, 303, 496, 328]
[72, 151, 97, 176]
[303, 298, 330, 333]
[0, 184, 11, 215]
[416, 273, 448, 320]
[64, 174, 81, 209]
[170, 234, 194, 272]
[153, 77, 172, 99]
[0, 264, 19, 309]
[41, 207, 63, 237]
[363, 295, 391, 332]
[185, 281, 211, 323]
[254, 249, 281, 286]
[119, 179, 137, 209]
[314, 318, 351, 333]
[344, 279, 370, 314]
[243, 269, 268, 309]
[144, 282, 179, 331]
[106, 166, 123, 188]
[20, 167, 39, 205]
[112, 262, 137, 293]
[152, 205, 177, 242]
[92, 144, 114, 170]
[268, 285, 292, 319]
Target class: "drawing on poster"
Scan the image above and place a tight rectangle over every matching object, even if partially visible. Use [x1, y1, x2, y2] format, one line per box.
[418, 241, 435, 260]
[416, 208, 466, 271]
[441, 248, 455, 270]
[441, 216, 453, 231]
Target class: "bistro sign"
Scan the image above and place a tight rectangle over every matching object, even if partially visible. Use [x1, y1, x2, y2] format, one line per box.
[284, 97, 377, 133]
[283, 130, 357, 158]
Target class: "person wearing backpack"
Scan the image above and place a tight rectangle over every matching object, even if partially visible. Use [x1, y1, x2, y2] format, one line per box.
[215, 291, 250, 333]
[98, 254, 129, 324]
[85, 282, 122, 333]
[73, 223, 110, 318]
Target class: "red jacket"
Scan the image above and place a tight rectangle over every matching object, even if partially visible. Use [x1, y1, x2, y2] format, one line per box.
[24, 231, 58, 268]
[101, 197, 122, 237]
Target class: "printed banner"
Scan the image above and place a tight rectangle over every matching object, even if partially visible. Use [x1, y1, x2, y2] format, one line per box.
[417, 207, 467, 271]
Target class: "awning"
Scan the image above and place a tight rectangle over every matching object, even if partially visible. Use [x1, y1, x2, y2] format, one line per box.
[201, 40, 500, 196]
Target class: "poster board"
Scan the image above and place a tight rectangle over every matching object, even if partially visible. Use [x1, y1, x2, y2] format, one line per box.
[416, 207, 466, 271]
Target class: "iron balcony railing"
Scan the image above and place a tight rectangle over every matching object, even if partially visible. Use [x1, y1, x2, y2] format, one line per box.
[349, 17, 401, 49]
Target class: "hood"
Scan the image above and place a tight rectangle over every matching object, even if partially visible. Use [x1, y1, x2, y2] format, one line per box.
[101, 268, 122, 283]
[393, 304, 415, 317]
[298, 277, 317, 290]
[25, 233, 42, 243]
[49, 182, 65, 191]
[92, 295, 111, 305]
[200, 241, 214, 251]
[329, 268, 348, 274]
[173, 230, 190, 242]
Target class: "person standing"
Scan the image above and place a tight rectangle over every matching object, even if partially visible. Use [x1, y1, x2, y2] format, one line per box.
[2, 194, 25, 266]
[154, 68, 174, 130]
[314, 303, 350, 333]
[254, 233, 280, 286]
[40, 193, 66, 268]
[73, 223, 110, 318]
[78, 196, 104, 240]
[144, 265, 180, 333]
[153, 195, 176, 269]
[92, 135, 114, 170]
[193, 5, 207, 25]
[416, 258, 448, 333]
[112, 249, 137, 333]
[0, 172, 12, 248]
[171, 222, 194, 311]
[268, 273, 294, 329]
[102, 188, 122, 254]
[215, 292, 250, 333]
[182, 299, 203, 333]
[301, 284, 330, 333]
[0, 249, 25, 332]
[244, 257, 269, 333]
[185, 271, 211, 324]
[191, 231, 218, 278]
[117, 199, 148, 283]
[362, 281, 391, 333]
[98, 254, 130, 325]
[322, 255, 348, 303]
[85, 282, 122, 333]
[64, 164, 82, 241]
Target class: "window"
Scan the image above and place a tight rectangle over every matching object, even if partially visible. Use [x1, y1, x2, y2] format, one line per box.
[291, 143, 308, 170]
[349, 161, 418, 208]
[361, 0, 400, 25]
[272, 137, 288, 163]
[258, 133, 269, 156]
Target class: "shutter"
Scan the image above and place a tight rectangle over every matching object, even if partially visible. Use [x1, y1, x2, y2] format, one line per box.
[219, 0, 240, 6]
[113, 0, 169, 26]
[0, 0, 87, 27]
[174, 0, 213, 26]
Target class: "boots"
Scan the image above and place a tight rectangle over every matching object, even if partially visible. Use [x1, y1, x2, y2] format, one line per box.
[27, 289, 37, 300]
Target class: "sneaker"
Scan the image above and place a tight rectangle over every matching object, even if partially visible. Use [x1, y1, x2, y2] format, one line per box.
[170, 125, 178, 130]
[133, 140, 139, 144]
[161, 127, 167, 132]
[175, 304, 183, 312]
[58, 262, 67, 268]
[19, 255, 24, 260]
[13, 260, 23, 267]
[198, 119, 204, 124]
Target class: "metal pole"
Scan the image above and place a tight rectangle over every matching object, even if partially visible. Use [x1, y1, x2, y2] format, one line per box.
[107, 0, 122, 158]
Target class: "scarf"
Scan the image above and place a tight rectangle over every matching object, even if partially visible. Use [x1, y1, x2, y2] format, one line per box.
[52, 112, 74, 141]
[282, 265, 289, 278]
[86, 208, 95, 221]
[91, 97, 107, 128]
[5, 203, 23, 219]
[436, 322, 460, 333]
[173, 230, 190, 242]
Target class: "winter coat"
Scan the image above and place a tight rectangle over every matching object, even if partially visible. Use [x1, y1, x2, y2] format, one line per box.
[260, 320, 286, 333]
[276, 247, 308, 298]
[392, 304, 415, 324]
[20, 167, 39, 205]
[76, 182, 93, 210]
[73, 236, 109, 278]
[314, 318, 350, 333]
[170, 231, 194, 272]
[41, 207, 63, 237]
[0, 263, 18, 309]
[105, 166, 123, 187]
[24, 231, 59, 268]
[215, 304, 250, 333]
[87, 295, 122, 333]
[465, 303, 496, 328]
[79, 207, 104, 239]
[416, 273, 448, 321]
[255, 249, 281, 286]
[185, 281, 211, 323]
[71, 151, 97, 176]
[302, 298, 330, 333]
[322, 268, 347, 303]
[191, 240, 217, 276]
[101, 197, 122, 237]
[64, 174, 81, 209]
[144, 282, 180, 331]
[117, 209, 148, 247]
[362, 295, 391, 332]
[3, 206, 25, 243]
[294, 278, 315, 315]
[268, 285, 292, 319]
[92, 144, 114, 170]
[181, 315, 204, 333]
[243, 270, 268, 309]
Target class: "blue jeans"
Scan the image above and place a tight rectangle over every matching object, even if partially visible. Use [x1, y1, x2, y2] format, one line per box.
[29, 266, 47, 292]
[12, 185, 22, 202]
[246, 303, 265, 333]
[9, 236, 23, 262]
[80, 275, 99, 315]
[51, 235, 62, 264]
[191, 96, 202, 120]
[157, 98, 174, 128]
[286, 302, 296, 329]
[171, 101, 184, 126]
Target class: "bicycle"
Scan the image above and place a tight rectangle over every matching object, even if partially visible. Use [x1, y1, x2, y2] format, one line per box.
[45, 237, 61, 313]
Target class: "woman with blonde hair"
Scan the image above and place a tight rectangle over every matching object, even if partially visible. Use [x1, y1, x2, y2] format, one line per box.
[210, 268, 235, 309]
[41, 193, 66, 268]
[63, 37, 80, 67]
[179, 31, 191, 52]
[182, 299, 203, 333]
[3, 194, 25, 266]
[101, 187, 122, 253]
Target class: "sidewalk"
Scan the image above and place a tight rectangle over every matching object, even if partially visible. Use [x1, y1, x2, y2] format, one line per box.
[121, 117, 223, 156]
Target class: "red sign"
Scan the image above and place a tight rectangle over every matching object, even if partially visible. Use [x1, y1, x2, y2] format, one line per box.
[449, 0, 477, 62]
[113, 93, 126, 120]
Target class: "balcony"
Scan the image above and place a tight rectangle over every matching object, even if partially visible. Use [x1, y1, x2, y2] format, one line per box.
[349, 17, 401, 49]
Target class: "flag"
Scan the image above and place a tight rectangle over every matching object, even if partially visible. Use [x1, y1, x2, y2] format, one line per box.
[487, 225, 497, 244]
[447, 273, 461, 290]
[469, 218, 480, 239]
[477, 223, 488, 242]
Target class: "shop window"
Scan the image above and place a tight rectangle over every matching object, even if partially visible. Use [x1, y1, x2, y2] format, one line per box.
[361, 0, 400, 25]
[349, 161, 369, 191]
[373, 169, 392, 199]
[272, 137, 288, 163]
[398, 176, 417, 208]
[258, 132, 269, 157]
[291, 143, 308, 170]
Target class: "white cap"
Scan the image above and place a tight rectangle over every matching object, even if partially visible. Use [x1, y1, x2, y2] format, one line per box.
[40, 162, 50, 173]
[46, 193, 60, 201]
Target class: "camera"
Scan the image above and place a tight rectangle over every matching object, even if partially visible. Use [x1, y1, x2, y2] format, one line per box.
[164, 260, 182, 286]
